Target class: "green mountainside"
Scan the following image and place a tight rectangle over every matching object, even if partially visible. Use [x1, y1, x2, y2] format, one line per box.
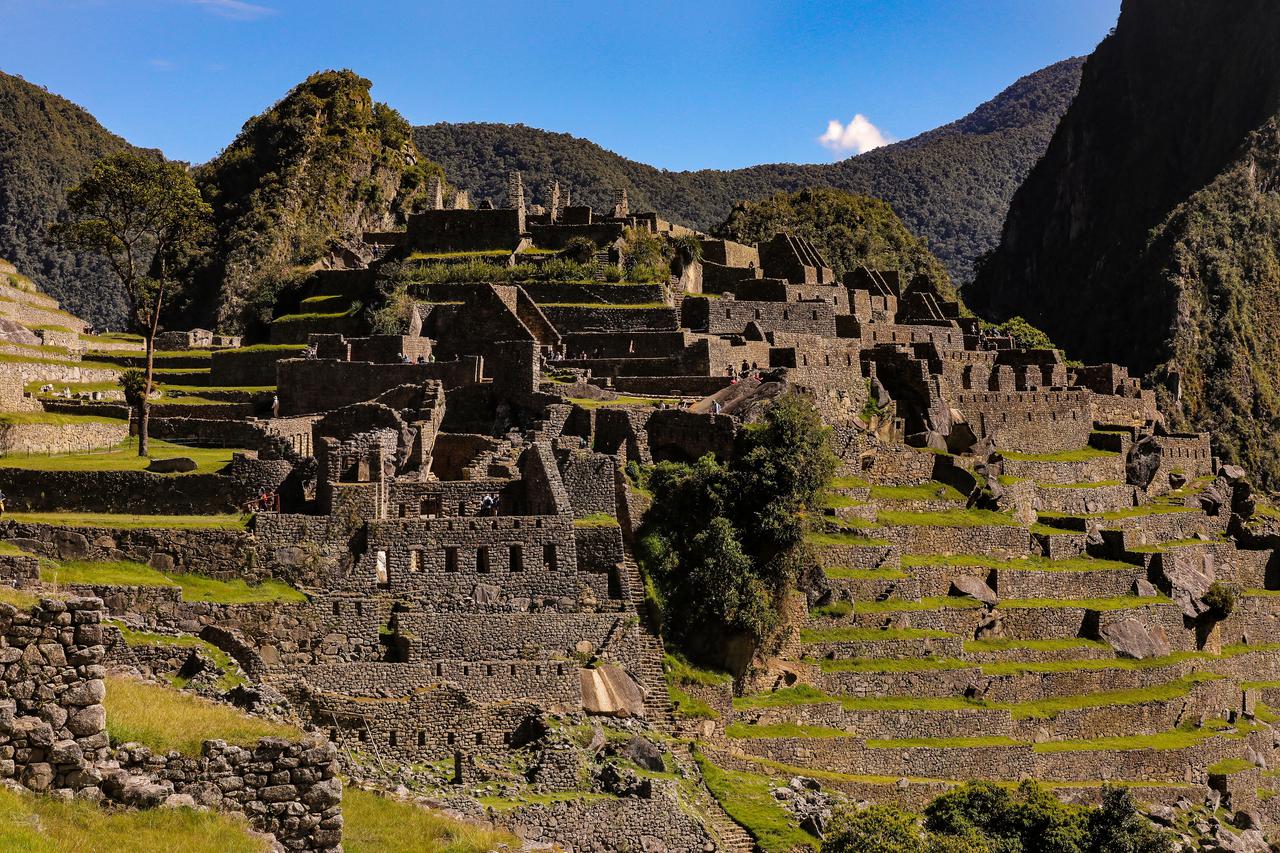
[968, 0, 1280, 487]
[413, 58, 1083, 284]
[184, 70, 445, 332]
[0, 71, 148, 328]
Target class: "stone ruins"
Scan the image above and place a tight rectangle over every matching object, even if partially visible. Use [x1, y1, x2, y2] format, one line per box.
[0, 175, 1278, 851]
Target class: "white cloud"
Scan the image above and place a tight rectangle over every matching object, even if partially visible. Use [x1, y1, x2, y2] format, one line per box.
[817, 114, 893, 156]
[148, 58, 177, 70]
[189, 0, 276, 20]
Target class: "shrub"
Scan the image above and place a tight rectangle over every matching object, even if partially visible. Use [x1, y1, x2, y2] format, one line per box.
[561, 235, 597, 264]
[823, 805, 927, 853]
[1203, 582, 1235, 619]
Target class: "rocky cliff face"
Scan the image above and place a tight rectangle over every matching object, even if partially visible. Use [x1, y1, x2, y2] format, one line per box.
[968, 0, 1280, 486]
[188, 70, 443, 331]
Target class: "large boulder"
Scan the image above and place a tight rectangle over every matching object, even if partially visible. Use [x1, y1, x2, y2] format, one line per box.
[950, 576, 998, 607]
[1100, 618, 1171, 660]
[1160, 550, 1215, 619]
[622, 736, 666, 772]
[580, 665, 646, 718]
[146, 456, 197, 474]
[1126, 435, 1162, 488]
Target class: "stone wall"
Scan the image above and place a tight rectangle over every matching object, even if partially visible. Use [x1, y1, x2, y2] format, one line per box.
[501, 786, 715, 852]
[953, 390, 1094, 454]
[0, 520, 253, 580]
[0, 418, 127, 454]
[209, 346, 306, 387]
[277, 358, 480, 416]
[0, 596, 109, 797]
[541, 306, 679, 334]
[115, 735, 342, 852]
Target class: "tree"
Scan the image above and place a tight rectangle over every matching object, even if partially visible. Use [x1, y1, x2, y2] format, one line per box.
[1084, 786, 1172, 853]
[51, 152, 212, 456]
[640, 393, 835, 652]
[823, 805, 926, 853]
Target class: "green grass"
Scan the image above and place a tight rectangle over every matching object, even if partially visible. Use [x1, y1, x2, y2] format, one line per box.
[4, 511, 249, 530]
[0, 411, 123, 427]
[0, 587, 39, 608]
[0, 439, 239, 475]
[270, 306, 357, 324]
[1002, 447, 1119, 462]
[818, 493, 867, 509]
[900, 553, 1136, 572]
[980, 652, 1210, 676]
[812, 656, 970, 673]
[564, 395, 678, 409]
[865, 736, 1021, 748]
[1039, 480, 1125, 489]
[572, 512, 619, 528]
[665, 651, 731, 719]
[734, 685, 983, 713]
[831, 475, 870, 489]
[964, 637, 1111, 653]
[104, 675, 300, 755]
[869, 482, 967, 502]
[343, 787, 519, 853]
[800, 626, 953, 643]
[812, 600, 852, 617]
[725, 721, 851, 739]
[1004, 673, 1222, 720]
[822, 566, 908, 579]
[0, 784, 267, 852]
[877, 508, 1021, 527]
[408, 249, 513, 260]
[694, 750, 819, 852]
[1208, 758, 1256, 775]
[43, 559, 306, 604]
[805, 529, 891, 547]
[1032, 720, 1242, 753]
[0, 352, 119, 370]
[999, 595, 1171, 611]
[853, 596, 984, 614]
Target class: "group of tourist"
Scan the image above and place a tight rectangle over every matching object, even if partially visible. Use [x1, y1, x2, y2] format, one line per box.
[726, 360, 762, 384]
[478, 493, 502, 515]
[398, 353, 436, 364]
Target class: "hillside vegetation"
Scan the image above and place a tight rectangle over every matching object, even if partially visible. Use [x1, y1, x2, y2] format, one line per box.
[969, 0, 1280, 487]
[414, 58, 1083, 284]
[0, 71, 147, 327]
[716, 188, 956, 301]
[182, 69, 446, 333]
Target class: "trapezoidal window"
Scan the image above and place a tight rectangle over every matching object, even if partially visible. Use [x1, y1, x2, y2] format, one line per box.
[408, 549, 421, 573]
[476, 546, 490, 573]
[544, 543, 558, 571]
[375, 550, 388, 587]
[509, 544, 523, 572]
[420, 496, 440, 518]
[445, 547, 458, 572]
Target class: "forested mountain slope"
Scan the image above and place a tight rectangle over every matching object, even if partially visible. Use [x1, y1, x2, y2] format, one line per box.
[414, 58, 1083, 283]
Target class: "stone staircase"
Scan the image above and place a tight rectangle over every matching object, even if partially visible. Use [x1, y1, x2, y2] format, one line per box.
[619, 543, 756, 852]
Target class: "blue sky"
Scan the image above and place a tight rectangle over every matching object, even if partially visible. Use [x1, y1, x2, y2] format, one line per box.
[0, 0, 1120, 169]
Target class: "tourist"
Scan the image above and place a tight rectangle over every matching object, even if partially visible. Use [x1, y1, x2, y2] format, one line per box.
[417, 354, 427, 364]
[270, 394, 280, 418]
[0, 489, 6, 517]
[479, 494, 493, 515]
[712, 400, 722, 415]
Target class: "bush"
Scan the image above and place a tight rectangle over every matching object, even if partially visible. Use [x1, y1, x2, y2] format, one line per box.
[561, 236, 597, 264]
[1203, 582, 1235, 619]
[987, 316, 1057, 350]
[823, 806, 927, 853]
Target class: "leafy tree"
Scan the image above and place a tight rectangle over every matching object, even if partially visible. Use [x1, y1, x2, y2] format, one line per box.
[561, 236, 597, 264]
[986, 316, 1056, 350]
[641, 393, 835, 650]
[925, 781, 1087, 853]
[1084, 786, 1172, 853]
[51, 151, 212, 455]
[1203, 582, 1235, 620]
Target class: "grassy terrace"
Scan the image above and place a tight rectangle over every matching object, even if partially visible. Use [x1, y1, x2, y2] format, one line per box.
[572, 512, 619, 528]
[0, 439, 239, 474]
[998, 595, 1172, 610]
[5, 511, 248, 530]
[565, 395, 678, 409]
[851, 596, 984, 614]
[0, 785, 266, 853]
[0, 352, 118, 370]
[733, 673, 1224, 724]
[831, 475, 870, 489]
[104, 675, 300, 755]
[821, 566, 907, 579]
[876, 507, 1021, 527]
[810, 656, 971, 673]
[1002, 447, 1119, 462]
[44, 559, 305, 604]
[868, 482, 966, 502]
[0, 411, 123, 426]
[900, 553, 1137, 572]
[344, 787, 520, 853]
[1038, 504, 1199, 522]
[1033, 718, 1254, 753]
[965, 637, 1111, 653]
[800, 626, 953, 642]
